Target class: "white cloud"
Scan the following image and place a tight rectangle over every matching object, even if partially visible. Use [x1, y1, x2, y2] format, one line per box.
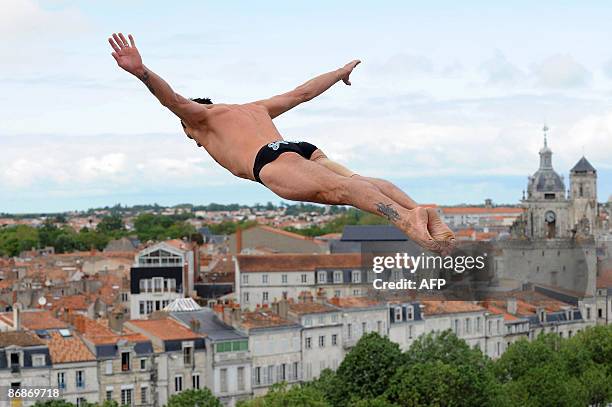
[532, 54, 590, 88]
[0, 0, 87, 39]
[480, 51, 525, 85]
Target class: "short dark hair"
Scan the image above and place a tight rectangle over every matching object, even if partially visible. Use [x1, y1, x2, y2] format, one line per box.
[181, 97, 213, 129]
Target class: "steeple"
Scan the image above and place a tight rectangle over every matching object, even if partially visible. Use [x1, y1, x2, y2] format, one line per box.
[539, 125, 553, 169]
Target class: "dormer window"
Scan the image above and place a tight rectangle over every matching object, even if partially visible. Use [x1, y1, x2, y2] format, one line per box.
[32, 354, 46, 367]
[406, 305, 414, 320]
[394, 306, 402, 322]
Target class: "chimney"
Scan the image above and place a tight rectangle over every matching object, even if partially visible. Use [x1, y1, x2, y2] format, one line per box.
[271, 301, 280, 315]
[73, 315, 87, 334]
[316, 288, 327, 304]
[222, 306, 232, 325]
[278, 298, 288, 319]
[109, 308, 126, 334]
[231, 306, 242, 326]
[507, 297, 517, 315]
[236, 227, 243, 254]
[12, 303, 21, 331]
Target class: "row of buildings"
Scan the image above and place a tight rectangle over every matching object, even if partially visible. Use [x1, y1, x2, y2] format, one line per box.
[0, 283, 596, 407]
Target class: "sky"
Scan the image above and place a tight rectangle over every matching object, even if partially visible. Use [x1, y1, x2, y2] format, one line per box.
[1, 0, 612, 213]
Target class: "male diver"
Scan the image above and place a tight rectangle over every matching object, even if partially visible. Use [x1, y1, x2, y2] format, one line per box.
[108, 33, 455, 254]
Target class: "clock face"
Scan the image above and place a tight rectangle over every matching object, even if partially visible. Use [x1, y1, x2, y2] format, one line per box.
[545, 211, 556, 223]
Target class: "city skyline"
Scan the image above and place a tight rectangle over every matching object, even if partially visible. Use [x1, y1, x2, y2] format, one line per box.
[2, 1, 612, 213]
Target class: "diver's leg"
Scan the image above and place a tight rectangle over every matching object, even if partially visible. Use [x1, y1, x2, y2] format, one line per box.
[259, 153, 442, 253]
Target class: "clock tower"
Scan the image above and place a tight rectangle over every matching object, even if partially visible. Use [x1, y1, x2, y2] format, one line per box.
[522, 127, 571, 239]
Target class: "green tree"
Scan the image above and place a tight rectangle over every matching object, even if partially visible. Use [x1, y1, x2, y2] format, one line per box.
[97, 214, 125, 234]
[386, 330, 500, 407]
[165, 388, 222, 407]
[333, 332, 403, 405]
[238, 383, 330, 407]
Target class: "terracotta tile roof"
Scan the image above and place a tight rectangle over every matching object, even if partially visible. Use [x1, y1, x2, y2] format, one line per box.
[288, 302, 337, 315]
[45, 331, 95, 363]
[0, 310, 68, 330]
[328, 297, 384, 309]
[238, 253, 362, 273]
[75, 316, 150, 345]
[480, 302, 518, 321]
[47, 294, 91, 312]
[421, 300, 485, 315]
[0, 331, 45, 347]
[127, 318, 204, 341]
[240, 311, 297, 329]
[597, 269, 612, 288]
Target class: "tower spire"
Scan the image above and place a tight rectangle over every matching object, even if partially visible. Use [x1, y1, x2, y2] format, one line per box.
[543, 125, 549, 147]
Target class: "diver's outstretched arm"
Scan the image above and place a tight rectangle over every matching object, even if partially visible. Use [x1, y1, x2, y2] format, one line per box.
[108, 32, 206, 127]
[256, 60, 360, 119]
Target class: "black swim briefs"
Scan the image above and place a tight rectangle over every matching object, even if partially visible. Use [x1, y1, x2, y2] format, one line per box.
[253, 141, 318, 184]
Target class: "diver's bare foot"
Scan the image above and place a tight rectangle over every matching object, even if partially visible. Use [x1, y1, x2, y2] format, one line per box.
[426, 207, 456, 256]
[399, 207, 441, 253]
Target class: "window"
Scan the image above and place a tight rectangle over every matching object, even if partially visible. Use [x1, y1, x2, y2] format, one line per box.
[331, 314, 339, 323]
[305, 337, 312, 349]
[395, 306, 402, 322]
[183, 346, 194, 365]
[57, 372, 65, 390]
[267, 365, 274, 384]
[243, 292, 249, 303]
[476, 317, 481, 332]
[106, 390, 113, 401]
[140, 358, 146, 370]
[598, 308, 603, 318]
[348, 323, 352, 338]
[76, 370, 84, 388]
[304, 317, 312, 326]
[465, 318, 471, 334]
[282, 274, 288, 284]
[76, 397, 86, 407]
[220, 369, 228, 393]
[140, 386, 148, 405]
[586, 307, 591, 319]
[121, 352, 131, 371]
[408, 325, 414, 339]
[317, 271, 327, 284]
[362, 322, 367, 334]
[332, 334, 338, 346]
[238, 367, 245, 391]
[319, 335, 325, 347]
[318, 315, 325, 324]
[262, 291, 269, 302]
[378, 320, 383, 334]
[242, 274, 248, 284]
[192, 373, 200, 389]
[334, 290, 341, 297]
[496, 319, 501, 334]
[105, 360, 113, 375]
[120, 389, 132, 406]
[301, 274, 307, 283]
[262, 274, 269, 284]
[488, 320, 492, 335]
[153, 277, 163, 293]
[32, 354, 45, 367]
[333, 271, 343, 283]
[406, 306, 413, 320]
[292, 362, 299, 381]
[454, 319, 460, 334]
[253, 367, 261, 386]
[174, 375, 183, 392]
[352, 270, 361, 283]
[139, 301, 145, 316]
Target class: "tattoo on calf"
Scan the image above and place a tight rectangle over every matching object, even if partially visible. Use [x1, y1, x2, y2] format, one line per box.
[139, 69, 155, 95]
[376, 202, 400, 222]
